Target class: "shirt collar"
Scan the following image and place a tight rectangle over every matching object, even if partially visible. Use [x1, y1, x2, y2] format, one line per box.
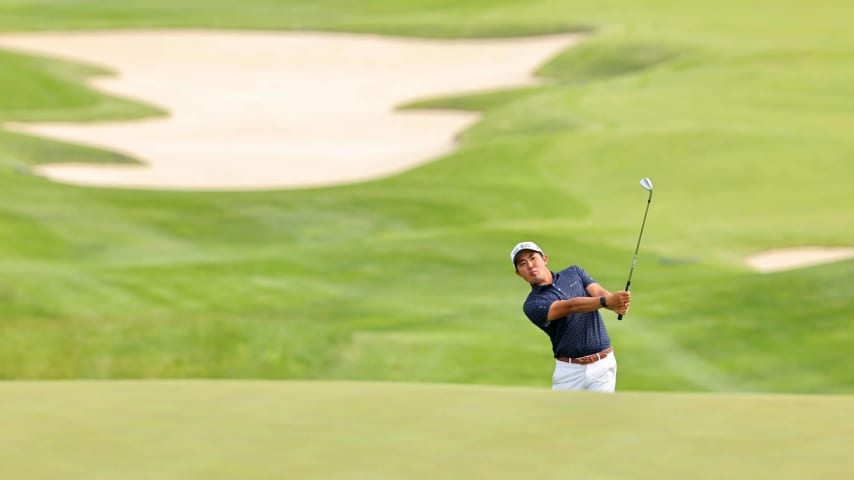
[530, 271, 558, 293]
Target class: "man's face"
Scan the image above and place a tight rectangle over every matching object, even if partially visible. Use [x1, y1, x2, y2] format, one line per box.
[514, 250, 550, 285]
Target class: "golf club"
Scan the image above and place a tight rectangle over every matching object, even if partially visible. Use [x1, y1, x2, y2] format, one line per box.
[617, 177, 654, 320]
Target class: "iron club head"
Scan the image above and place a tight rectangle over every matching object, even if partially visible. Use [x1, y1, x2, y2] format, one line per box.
[640, 177, 653, 192]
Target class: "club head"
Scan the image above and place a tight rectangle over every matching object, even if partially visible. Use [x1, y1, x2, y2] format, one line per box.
[640, 177, 653, 192]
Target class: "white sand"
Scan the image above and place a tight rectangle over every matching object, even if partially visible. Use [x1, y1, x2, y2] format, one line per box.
[1, 30, 850, 273]
[745, 247, 854, 273]
[0, 29, 582, 190]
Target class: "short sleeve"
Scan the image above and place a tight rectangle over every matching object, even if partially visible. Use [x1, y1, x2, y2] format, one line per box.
[575, 265, 597, 288]
[523, 295, 552, 327]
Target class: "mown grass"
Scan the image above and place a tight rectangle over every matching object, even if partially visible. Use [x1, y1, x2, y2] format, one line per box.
[0, 0, 851, 393]
[1, 381, 851, 479]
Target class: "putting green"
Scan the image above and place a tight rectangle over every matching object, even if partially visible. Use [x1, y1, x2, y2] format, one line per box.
[1, 381, 851, 479]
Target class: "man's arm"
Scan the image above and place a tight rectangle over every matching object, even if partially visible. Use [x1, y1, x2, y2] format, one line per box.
[585, 283, 631, 316]
[547, 295, 610, 321]
[546, 289, 631, 320]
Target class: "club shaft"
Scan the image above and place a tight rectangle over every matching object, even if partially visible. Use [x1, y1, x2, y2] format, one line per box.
[627, 196, 652, 285]
[617, 193, 652, 320]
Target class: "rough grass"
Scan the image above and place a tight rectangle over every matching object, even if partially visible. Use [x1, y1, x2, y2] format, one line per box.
[0, 0, 851, 393]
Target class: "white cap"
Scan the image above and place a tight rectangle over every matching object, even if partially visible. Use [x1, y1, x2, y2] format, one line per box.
[510, 241, 544, 264]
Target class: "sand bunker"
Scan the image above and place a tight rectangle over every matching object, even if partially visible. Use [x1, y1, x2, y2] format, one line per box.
[0, 30, 582, 190]
[5, 31, 849, 273]
[746, 247, 854, 273]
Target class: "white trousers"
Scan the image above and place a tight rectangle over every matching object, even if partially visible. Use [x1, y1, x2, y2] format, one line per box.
[552, 353, 617, 392]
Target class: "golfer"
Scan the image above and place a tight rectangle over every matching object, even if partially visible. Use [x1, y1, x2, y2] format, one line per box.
[511, 241, 630, 392]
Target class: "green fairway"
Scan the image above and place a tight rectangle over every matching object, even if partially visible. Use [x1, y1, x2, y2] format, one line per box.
[1, 380, 851, 479]
[0, 0, 852, 393]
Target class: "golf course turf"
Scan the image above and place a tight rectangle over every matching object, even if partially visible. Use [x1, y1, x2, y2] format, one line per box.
[1, 380, 851, 479]
[1, 0, 851, 391]
[0, 1, 852, 477]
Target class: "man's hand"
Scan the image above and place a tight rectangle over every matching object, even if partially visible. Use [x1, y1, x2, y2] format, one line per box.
[606, 291, 631, 315]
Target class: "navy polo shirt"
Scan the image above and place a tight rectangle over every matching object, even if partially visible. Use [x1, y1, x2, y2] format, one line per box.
[522, 265, 611, 359]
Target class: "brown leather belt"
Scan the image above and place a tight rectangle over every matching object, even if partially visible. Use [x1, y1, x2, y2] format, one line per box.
[556, 346, 613, 365]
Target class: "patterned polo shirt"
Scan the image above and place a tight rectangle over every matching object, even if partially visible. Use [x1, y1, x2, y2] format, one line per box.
[522, 265, 611, 359]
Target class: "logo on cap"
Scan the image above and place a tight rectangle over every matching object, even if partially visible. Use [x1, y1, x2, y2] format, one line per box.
[510, 241, 544, 264]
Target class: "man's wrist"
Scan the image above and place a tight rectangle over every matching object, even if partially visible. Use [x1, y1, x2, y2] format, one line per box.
[599, 296, 607, 308]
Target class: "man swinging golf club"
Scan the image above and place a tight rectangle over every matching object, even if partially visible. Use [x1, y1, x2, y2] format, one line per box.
[512, 241, 630, 392]
[512, 178, 654, 392]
